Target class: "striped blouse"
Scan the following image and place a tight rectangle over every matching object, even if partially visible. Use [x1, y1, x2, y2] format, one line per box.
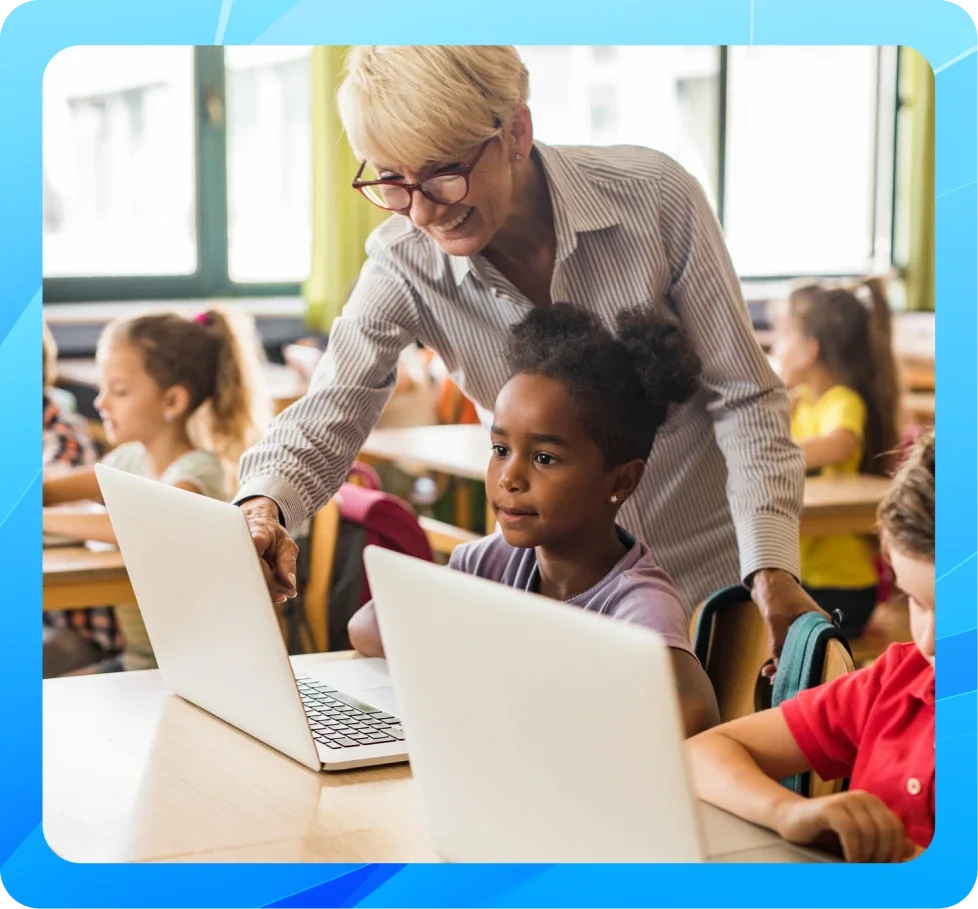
[237, 142, 805, 608]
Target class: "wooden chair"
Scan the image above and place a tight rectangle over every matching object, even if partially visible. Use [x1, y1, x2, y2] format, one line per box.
[808, 637, 856, 798]
[690, 587, 771, 723]
[294, 495, 476, 654]
[297, 497, 342, 654]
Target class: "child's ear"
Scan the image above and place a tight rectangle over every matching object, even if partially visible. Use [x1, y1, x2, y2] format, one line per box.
[610, 459, 646, 505]
[162, 384, 191, 421]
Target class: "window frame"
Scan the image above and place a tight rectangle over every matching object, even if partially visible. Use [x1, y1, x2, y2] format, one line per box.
[44, 44, 903, 304]
[43, 46, 303, 304]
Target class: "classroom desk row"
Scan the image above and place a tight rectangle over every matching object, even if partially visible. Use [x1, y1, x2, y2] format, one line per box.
[43, 441, 892, 613]
[359, 424, 895, 538]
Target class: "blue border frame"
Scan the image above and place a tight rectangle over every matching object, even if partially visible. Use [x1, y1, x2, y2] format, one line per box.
[1, 1, 975, 905]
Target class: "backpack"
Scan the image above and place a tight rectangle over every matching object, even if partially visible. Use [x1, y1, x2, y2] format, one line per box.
[293, 483, 434, 652]
[764, 611, 854, 795]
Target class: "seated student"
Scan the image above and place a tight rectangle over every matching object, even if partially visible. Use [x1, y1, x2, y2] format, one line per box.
[686, 430, 935, 862]
[43, 308, 268, 671]
[348, 303, 720, 737]
[773, 277, 900, 637]
[42, 320, 121, 678]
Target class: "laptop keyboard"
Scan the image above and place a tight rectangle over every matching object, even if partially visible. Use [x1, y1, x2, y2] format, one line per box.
[295, 675, 405, 750]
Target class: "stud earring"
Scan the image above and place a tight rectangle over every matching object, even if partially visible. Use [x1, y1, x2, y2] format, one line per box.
[610, 495, 619, 504]
[515, 153, 523, 161]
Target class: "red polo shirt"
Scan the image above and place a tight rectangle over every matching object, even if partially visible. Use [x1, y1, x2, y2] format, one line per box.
[781, 642, 935, 848]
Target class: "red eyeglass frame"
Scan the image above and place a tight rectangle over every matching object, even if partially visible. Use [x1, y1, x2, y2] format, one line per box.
[351, 136, 494, 211]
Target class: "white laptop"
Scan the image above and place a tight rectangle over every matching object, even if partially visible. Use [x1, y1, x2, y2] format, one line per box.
[364, 545, 839, 864]
[95, 464, 408, 772]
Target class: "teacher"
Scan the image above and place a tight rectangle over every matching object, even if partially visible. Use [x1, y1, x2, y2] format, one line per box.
[235, 45, 818, 660]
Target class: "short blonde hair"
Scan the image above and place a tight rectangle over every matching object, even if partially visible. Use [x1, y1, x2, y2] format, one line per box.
[337, 45, 529, 168]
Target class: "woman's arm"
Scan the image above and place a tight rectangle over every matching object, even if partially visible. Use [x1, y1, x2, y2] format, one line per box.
[797, 429, 860, 470]
[43, 507, 116, 544]
[669, 648, 720, 736]
[43, 468, 102, 506]
[235, 256, 419, 533]
[43, 480, 206, 545]
[656, 157, 817, 659]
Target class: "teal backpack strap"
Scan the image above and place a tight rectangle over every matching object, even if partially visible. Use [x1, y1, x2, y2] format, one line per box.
[771, 612, 852, 796]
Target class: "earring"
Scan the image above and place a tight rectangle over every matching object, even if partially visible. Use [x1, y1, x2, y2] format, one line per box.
[515, 153, 523, 161]
[610, 495, 619, 504]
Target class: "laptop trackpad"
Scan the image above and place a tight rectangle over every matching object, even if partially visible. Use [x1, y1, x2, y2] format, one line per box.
[303, 657, 401, 715]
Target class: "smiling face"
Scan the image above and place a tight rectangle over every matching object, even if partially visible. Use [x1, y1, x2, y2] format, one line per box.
[366, 109, 533, 258]
[486, 373, 641, 553]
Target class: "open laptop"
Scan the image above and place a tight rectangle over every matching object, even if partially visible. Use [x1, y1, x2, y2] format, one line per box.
[364, 545, 839, 863]
[94, 464, 407, 772]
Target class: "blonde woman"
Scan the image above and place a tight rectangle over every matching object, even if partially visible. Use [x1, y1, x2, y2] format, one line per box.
[236, 46, 815, 660]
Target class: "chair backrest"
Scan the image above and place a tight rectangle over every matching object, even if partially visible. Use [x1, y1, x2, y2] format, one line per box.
[302, 484, 435, 653]
[690, 586, 771, 723]
[807, 636, 856, 798]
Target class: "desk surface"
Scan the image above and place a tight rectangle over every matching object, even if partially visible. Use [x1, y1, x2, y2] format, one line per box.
[43, 653, 438, 863]
[42, 544, 134, 611]
[44, 653, 814, 864]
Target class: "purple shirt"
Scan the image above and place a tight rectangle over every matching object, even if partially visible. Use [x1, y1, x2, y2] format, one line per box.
[448, 528, 695, 655]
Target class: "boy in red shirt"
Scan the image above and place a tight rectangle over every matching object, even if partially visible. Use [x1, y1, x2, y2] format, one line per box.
[686, 431, 935, 862]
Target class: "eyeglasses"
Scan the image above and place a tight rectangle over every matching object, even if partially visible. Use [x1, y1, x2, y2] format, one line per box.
[352, 137, 494, 212]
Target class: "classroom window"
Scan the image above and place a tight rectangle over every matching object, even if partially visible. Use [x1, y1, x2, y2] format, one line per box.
[43, 46, 197, 279]
[224, 46, 313, 284]
[44, 45, 901, 303]
[519, 44, 898, 280]
[43, 45, 312, 303]
[517, 46, 721, 207]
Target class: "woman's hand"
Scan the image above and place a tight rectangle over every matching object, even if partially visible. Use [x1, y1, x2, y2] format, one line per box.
[239, 497, 298, 604]
[750, 569, 829, 677]
[775, 790, 916, 863]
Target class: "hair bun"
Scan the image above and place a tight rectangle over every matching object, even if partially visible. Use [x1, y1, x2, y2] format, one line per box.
[615, 307, 701, 411]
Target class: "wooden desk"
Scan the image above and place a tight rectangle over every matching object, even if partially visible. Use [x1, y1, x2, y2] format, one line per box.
[363, 426, 893, 539]
[903, 391, 935, 426]
[43, 652, 810, 864]
[42, 545, 135, 611]
[801, 475, 892, 537]
[58, 358, 307, 416]
[43, 652, 437, 863]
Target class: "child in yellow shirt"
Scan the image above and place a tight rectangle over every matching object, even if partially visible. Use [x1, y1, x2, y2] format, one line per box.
[773, 277, 900, 637]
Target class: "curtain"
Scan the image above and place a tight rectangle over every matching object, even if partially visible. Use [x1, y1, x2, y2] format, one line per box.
[899, 47, 935, 313]
[304, 46, 387, 334]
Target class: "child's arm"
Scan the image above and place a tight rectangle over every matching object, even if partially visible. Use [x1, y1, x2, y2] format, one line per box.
[686, 709, 913, 862]
[42, 479, 207, 545]
[348, 602, 384, 657]
[796, 429, 860, 470]
[669, 649, 720, 736]
[43, 507, 117, 544]
[43, 468, 102, 506]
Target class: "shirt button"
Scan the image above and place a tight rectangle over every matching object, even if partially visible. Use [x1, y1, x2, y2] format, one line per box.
[906, 777, 922, 796]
